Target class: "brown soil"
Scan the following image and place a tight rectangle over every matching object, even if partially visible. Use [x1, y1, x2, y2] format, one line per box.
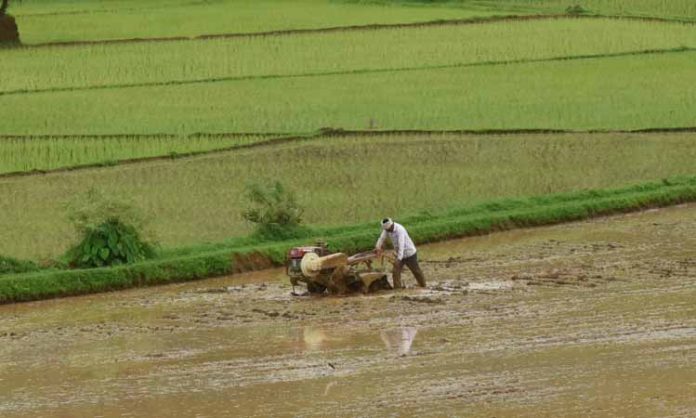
[0, 14, 19, 44]
[0, 205, 694, 417]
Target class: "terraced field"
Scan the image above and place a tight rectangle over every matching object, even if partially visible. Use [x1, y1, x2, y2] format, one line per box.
[5, 18, 696, 94]
[1, 1, 695, 415]
[3, 16, 696, 135]
[1, 0, 695, 258]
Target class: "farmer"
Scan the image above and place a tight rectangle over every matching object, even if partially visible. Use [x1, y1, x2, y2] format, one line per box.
[375, 218, 426, 289]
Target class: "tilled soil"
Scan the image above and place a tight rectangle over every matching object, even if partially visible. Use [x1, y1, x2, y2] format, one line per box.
[0, 205, 694, 417]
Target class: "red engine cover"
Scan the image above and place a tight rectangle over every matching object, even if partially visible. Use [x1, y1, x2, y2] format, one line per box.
[288, 246, 320, 259]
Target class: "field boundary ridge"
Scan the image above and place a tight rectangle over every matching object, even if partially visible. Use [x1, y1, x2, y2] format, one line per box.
[1, 176, 695, 304]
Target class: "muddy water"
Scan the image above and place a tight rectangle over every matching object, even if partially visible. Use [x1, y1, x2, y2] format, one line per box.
[1, 206, 695, 417]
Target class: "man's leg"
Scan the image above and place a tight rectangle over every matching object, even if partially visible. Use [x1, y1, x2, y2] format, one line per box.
[392, 260, 404, 289]
[405, 254, 426, 287]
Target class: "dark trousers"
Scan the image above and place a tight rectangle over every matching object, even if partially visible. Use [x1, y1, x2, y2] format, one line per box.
[393, 253, 426, 288]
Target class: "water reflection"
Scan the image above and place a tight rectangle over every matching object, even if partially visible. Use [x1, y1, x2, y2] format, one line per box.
[323, 381, 337, 396]
[288, 326, 418, 355]
[286, 326, 329, 352]
[380, 327, 418, 356]
[302, 327, 328, 351]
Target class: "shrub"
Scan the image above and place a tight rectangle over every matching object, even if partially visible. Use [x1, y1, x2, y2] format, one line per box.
[242, 181, 308, 240]
[65, 189, 156, 268]
[66, 218, 156, 268]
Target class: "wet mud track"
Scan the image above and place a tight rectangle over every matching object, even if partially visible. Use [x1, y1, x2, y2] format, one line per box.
[1, 205, 695, 417]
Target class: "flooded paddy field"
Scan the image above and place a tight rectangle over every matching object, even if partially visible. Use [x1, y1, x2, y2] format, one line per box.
[1, 205, 694, 417]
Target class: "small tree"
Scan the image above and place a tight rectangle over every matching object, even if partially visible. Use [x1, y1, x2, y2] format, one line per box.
[65, 189, 155, 268]
[242, 181, 307, 240]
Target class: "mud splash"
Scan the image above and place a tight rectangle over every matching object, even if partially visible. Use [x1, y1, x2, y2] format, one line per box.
[0, 205, 694, 417]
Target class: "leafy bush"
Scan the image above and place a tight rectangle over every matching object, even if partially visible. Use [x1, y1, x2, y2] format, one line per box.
[65, 189, 155, 268]
[66, 218, 156, 268]
[0, 255, 38, 275]
[242, 181, 308, 240]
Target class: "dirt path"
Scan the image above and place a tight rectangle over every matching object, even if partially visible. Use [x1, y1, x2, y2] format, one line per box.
[1, 205, 694, 417]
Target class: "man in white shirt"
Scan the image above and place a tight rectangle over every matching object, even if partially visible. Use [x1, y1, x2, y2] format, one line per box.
[375, 218, 426, 289]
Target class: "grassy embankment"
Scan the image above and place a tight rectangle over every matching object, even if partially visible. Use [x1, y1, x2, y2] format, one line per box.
[1, 175, 695, 303]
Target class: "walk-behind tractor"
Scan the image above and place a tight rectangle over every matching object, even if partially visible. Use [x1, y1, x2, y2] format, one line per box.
[287, 242, 395, 294]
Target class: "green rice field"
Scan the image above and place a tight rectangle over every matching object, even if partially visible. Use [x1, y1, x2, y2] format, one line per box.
[1, 132, 694, 259]
[0, 134, 270, 174]
[3, 50, 695, 135]
[0, 0, 694, 262]
[11, 0, 511, 44]
[2, 1, 696, 414]
[4, 18, 695, 95]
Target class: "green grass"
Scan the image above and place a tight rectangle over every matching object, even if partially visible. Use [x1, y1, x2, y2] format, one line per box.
[3, 18, 695, 95]
[2, 176, 695, 303]
[0, 134, 271, 174]
[1, 131, 695, 260]
[11, 0, 515, 44]
[2, 50, 695, 135]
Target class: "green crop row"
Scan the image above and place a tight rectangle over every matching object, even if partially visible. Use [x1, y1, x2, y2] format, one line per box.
[2, 176, 695, 304]
[4, 18, 695, 94]
[0, 134, 273, 174]
[2, 51, 695, 135]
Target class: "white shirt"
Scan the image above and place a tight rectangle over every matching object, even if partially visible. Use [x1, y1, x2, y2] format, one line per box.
[375, 222, 417, 261]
